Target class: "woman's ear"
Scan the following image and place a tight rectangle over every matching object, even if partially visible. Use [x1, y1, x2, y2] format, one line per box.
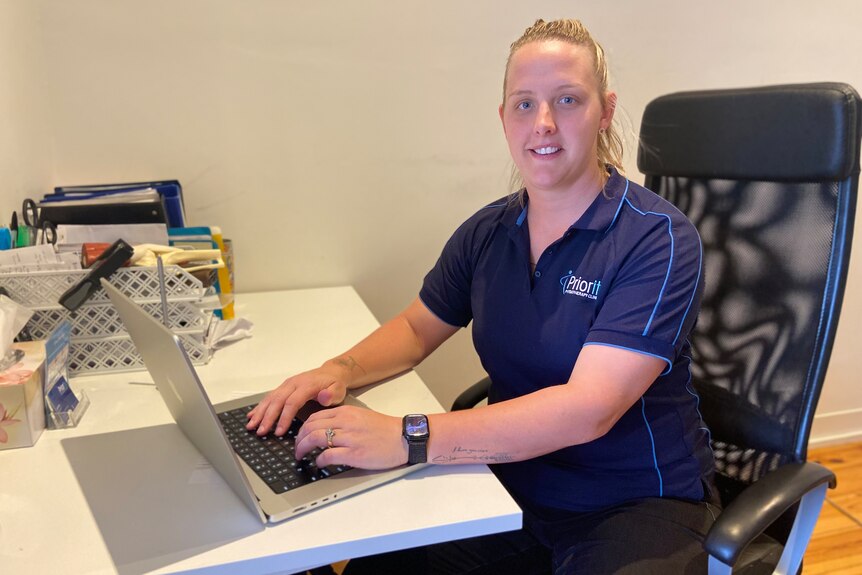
[601, 92, 617, 130]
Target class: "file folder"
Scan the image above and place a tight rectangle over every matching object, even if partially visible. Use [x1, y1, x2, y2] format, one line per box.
[45, 180, 185, 228]
[38, 197, 169, 226]
[168, 226, 234, 319]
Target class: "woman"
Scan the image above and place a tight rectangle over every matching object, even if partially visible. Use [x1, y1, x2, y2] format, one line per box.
[248, 18, 717, 574]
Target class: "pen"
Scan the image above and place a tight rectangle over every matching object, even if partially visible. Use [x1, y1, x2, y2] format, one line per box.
[9, 211, 17, 246]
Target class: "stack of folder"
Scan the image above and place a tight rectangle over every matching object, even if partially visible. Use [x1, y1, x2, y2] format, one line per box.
[168, 226, 234, 320]
[38, 180, 186, 228]
[31, 180, 235, 320]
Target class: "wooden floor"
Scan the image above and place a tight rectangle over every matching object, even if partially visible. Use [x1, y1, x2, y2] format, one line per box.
[805, 441, 862, 574]
[320, 443, 862, 574]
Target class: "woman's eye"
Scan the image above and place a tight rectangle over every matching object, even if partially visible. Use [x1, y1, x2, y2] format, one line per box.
[516, 101, 532, 111]
[560, 96, 576, 105]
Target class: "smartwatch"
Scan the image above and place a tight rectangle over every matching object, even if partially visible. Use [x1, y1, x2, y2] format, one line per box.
[402, 414, 430, 464]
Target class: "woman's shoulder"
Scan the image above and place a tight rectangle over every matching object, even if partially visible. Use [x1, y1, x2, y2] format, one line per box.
[450, 194, 520, 238]
[620, 178, 681, 215]
[467, 195, 519, 222]
[434, 194, 521, 268]
[617, 178, 699, 238]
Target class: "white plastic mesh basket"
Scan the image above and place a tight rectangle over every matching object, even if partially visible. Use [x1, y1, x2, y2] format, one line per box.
[67, 331, 210, 375]
[0, 265, 205, 307]
[24, 300, 213, 340]
[0, 266, 213, 376]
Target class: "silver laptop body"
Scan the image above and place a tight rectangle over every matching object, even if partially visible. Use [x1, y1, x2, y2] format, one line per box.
[102, 278, 427, 524]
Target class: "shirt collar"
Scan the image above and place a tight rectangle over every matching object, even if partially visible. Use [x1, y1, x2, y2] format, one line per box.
[573, 167, 630, 232]
[502, 167, 630, 233]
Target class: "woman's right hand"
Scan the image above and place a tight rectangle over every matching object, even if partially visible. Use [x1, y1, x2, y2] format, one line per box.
[246, 298, 458, 437]
[245, 364, 350, 436]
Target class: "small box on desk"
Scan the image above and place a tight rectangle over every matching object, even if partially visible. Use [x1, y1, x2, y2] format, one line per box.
[0, 341, 46, 450]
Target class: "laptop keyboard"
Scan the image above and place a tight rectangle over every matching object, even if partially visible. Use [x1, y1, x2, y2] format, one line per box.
[217, 404, 351, 494]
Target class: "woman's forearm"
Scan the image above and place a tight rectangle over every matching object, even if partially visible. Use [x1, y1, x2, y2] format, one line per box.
[426, 345, 666, 465]
[325, 298, 458, 390]
[426, 385, 610, 465]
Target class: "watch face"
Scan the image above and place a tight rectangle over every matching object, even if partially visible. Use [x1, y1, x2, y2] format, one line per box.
[404, 414, 428, 437]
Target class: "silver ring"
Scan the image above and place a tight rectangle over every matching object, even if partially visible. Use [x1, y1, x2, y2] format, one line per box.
[325, 427, 335, 449]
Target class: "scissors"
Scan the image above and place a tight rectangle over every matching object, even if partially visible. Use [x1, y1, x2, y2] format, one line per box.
[21, 198, 40, 245]
[39, 220, 58, 245]
[21, 198, 57, 246]
[22, 198, 40, 228]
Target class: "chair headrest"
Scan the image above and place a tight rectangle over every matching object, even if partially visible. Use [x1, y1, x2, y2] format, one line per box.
[637, 83, 862, 181]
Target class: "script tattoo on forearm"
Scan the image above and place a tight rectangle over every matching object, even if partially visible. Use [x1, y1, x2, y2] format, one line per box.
[432, 446, 515, 464]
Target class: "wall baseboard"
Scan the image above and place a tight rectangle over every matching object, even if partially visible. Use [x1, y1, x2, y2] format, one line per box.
[809, 408, 862, 447]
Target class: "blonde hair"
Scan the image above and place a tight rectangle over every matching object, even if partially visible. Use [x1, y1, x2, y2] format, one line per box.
[503, 19, 624, 192]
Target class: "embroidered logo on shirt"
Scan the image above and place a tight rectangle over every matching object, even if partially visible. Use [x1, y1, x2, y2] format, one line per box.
[560, 271, 601, 300]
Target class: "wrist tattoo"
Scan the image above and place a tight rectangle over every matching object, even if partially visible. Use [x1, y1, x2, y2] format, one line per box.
[334, 355, 366, 375]
[432, 446, 515, 464]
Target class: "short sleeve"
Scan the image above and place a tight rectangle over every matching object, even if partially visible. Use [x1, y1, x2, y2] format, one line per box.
[419, 221, 478, 328]
[585, 209, 703, 370]
[419, 199, 511, 327]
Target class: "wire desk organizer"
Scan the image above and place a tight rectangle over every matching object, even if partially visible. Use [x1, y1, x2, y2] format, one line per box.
[0, 264, 216, 375]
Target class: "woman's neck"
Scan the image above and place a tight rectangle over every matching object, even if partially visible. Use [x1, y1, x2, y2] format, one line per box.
[525, 168, 608, 233]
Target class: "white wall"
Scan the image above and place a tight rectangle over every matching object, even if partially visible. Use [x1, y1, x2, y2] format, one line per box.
[3, 0, 861, 444]
[0, 0, 53, 219]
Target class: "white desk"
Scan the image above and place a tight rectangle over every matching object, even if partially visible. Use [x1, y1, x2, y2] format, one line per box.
[0, 287, 521, 574]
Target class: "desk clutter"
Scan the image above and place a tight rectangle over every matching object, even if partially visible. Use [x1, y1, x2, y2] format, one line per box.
[1, 302, 88, 449]
[1, 265, 216, 375]
[0, 180, 240, 449]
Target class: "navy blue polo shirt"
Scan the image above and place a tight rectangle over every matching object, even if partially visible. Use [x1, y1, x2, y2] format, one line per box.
[420, 168, 714, 512]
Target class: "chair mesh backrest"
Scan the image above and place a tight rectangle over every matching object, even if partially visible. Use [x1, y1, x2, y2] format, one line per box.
[650, 177, 839, 491]
[638, 83, 860, 506]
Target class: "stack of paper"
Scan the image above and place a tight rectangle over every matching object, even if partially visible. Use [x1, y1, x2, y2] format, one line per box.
[0, 245, 81, 273]
[54, 224, 170, 255]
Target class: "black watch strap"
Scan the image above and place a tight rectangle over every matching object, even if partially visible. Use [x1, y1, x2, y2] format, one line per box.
[407, 440, 427, 464]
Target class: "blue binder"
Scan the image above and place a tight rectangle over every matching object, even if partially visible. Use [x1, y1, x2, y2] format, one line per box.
[44, 180, 186, 228]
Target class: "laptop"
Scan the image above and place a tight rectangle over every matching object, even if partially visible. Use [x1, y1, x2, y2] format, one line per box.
[102, 278, 428, 524]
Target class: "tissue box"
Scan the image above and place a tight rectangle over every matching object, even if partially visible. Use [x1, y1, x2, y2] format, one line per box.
[0, 341, 46, 450]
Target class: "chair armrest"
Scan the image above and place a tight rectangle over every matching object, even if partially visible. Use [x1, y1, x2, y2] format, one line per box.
[704, 461, 836, 567]
[450, 377, 491, 411]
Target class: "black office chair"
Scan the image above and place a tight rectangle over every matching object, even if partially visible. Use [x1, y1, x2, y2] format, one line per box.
[453, 83, 860, 574]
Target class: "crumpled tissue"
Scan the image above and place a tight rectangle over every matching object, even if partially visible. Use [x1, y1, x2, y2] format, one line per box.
[0, 296, 34, 372]
[206, 317, 254, 350]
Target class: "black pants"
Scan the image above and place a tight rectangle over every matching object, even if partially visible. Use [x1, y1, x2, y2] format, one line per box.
[343, 497, 719, 575]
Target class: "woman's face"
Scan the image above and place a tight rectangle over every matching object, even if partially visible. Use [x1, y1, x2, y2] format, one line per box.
[500, 40, 614, 195]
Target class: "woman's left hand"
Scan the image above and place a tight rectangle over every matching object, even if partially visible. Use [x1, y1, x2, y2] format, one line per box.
[294, 406, 408, 470]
